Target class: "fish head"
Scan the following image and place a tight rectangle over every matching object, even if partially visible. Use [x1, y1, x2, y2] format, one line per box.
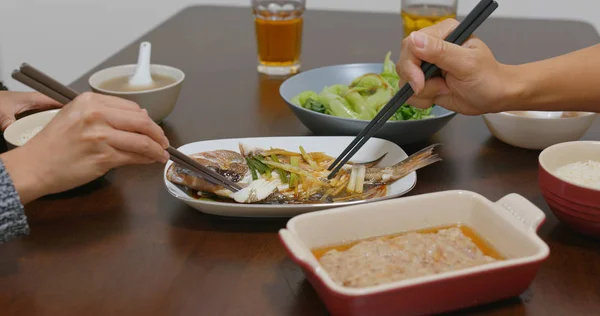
[166, 149, 249, 194]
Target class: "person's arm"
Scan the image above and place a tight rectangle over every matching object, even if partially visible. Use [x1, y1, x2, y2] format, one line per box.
[0, 91, 169, 243]
[0, 157, 30, 243]
[507, 44, 600, 112]
[396, 19, 600, 115]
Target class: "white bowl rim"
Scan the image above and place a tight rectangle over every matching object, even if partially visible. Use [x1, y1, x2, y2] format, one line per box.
[484, 111, 597, 120]
[538, 140, 600, 192]
[3, 109, 60, 147]
[279, 62, 457, 124]
[88, 64, 185, 95]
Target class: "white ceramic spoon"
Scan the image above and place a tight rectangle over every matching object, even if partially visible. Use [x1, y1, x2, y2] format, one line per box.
[524, 111, 563, 119]
[128, 42, 153, 87]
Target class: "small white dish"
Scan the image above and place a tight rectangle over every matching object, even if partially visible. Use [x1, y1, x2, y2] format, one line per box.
[482, 111, 597, 150]
[163, 136, 418, 218]
[3, 109, 60, 149]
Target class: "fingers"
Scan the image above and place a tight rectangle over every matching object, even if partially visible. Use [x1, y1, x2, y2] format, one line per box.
[407, 30, 474, 79]
[0, 116, 16, 131]
[23, 92, 63, 109]
[109, 150, 157, 168]
[418, 18, 460, 39]
[397, 18, 480, 93]
[74, 92, 142, 112]
[406, 77, 449, 108]
[397, 19, 461, 93]
[105, 129, 169, 163]
[99, 94, 144, 112]
[69, 92, 170, 164]
[417, 77, 450, 98]
[396, 56, 425, 93]
[100, 107, 169, 148]
[406, 77, 449, 109]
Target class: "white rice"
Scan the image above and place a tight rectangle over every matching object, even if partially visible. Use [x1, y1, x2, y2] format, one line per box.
[16, 125, 44, 146]
[554, 160, 600, 190]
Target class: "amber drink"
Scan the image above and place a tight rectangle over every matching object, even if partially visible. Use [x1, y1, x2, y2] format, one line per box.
[253, 0, 305, 75]
[401, 0, 457, 37]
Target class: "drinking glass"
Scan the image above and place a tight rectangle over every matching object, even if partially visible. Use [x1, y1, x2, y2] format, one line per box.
[252, 0, 305, 76]
[401, 0, 458, 37]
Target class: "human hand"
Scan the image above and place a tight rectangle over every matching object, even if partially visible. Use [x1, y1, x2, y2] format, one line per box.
[2, 92, 169, 203]
[396, 19, 518, 115]
[0, 91, 62, 130]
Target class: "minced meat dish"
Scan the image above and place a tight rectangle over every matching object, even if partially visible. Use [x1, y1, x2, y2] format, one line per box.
[318, 227, 499, 288]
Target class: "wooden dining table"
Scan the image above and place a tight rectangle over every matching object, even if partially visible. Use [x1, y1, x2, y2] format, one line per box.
[1, 5, 599, 316]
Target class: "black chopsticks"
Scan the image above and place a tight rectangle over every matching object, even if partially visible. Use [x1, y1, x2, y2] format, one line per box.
[327, 0, 498, 179]
[11, 64, 242, 192]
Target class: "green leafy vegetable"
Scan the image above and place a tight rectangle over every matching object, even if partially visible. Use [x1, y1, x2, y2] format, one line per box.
[291, 91, 319, 107]
[291, 51, 434, 121]
[391, 105, 434, 121]
[319, 90, 359, 119]
[305, 98, 327, 113]
[381, 51, 400, 92]
[345, 90, 376, 119]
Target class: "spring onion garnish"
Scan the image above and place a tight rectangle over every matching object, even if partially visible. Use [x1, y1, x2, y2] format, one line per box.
[299, 146, 319, 170]
[246, 158, 258, 180]
[270, 154, 288, 183]
[289, 156, 300, 189]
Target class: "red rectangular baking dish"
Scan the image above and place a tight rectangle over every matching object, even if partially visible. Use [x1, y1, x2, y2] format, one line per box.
[279, 190, 550, 316]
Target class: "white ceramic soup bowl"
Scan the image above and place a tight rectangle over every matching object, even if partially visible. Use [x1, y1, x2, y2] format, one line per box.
[482, 111, 597, 150]
[3, 109, 60, 149]
[88, 64, 185, 123]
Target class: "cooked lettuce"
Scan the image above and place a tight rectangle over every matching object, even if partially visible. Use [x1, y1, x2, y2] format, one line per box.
[291, 51, 434, 121]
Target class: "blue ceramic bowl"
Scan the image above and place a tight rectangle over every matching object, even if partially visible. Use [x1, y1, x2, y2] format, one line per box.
[279, 63, 457, 145]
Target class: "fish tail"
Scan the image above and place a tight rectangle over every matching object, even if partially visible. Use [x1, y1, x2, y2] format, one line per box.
[389, 143, 442, 179]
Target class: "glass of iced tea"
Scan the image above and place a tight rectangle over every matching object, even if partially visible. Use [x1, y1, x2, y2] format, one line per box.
[401, 0, 457, 37]
[252, 0, 305, 75]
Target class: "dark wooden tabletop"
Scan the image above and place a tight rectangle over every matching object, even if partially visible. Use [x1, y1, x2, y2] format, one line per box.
[1, 5, 599, 316]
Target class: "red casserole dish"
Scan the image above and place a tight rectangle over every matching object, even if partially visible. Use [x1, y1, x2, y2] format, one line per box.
[279, 190, 550, 316]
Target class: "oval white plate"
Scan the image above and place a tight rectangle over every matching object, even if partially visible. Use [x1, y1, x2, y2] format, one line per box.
[163, 136, 417, 218]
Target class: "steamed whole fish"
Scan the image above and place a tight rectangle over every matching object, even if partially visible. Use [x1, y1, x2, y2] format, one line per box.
[166, 143, 441, 204]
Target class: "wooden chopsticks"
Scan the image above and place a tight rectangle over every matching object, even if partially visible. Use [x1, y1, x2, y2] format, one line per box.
[11, 64, 242, 192]
[327, 0, 498, 179]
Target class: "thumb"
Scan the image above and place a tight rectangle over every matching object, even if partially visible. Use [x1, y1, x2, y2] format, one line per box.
[0, 116, 16, 131]
[409, 31, 473, 80]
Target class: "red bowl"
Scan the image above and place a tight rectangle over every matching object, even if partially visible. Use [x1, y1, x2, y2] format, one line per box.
[541, 188, 600, 219]
[538, 141, 600, 237]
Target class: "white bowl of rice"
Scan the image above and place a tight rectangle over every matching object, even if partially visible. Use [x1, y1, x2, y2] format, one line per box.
[3, 109, 59, 149]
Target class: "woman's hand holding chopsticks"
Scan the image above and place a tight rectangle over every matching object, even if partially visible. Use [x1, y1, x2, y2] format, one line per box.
[1, 92, 169, 203]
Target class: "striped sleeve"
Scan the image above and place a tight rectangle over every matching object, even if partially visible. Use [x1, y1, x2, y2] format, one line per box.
[0, 158, 30, 243]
